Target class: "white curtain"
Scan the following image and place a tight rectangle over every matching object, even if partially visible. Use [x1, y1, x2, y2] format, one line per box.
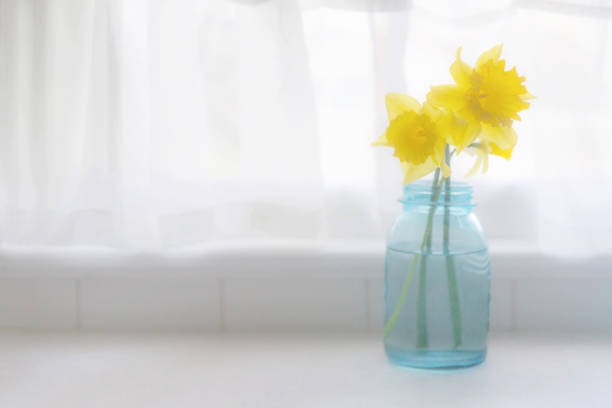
[1, 0, 611, 256]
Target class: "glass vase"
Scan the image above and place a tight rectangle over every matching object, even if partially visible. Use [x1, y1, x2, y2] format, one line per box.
[384, 180, 490, 368]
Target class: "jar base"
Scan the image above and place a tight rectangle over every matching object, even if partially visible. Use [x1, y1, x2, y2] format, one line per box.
[385, 347, 486, 369]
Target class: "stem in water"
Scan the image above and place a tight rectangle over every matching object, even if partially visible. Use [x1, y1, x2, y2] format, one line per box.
[383, 172, 443, 339]
[415, 168, 441, 349]
[444, 144, 463, 349]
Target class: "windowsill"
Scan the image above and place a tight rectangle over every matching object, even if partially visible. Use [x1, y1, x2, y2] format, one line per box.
[0, 239, 609, 279]
[1, 240, 610, 331]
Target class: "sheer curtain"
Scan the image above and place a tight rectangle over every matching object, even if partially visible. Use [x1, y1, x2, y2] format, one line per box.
[0, 0, 611, 256]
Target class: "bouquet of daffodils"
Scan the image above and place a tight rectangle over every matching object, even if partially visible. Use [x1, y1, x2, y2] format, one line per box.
[374, 45, 532, 343]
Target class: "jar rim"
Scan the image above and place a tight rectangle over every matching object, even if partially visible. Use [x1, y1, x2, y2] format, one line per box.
[401, 180, 474, 207]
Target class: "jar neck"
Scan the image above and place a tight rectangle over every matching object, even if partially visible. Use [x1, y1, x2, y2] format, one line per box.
[400, 180, 474, 209]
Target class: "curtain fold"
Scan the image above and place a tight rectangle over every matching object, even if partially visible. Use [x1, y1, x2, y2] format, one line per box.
[1, 0, 611, 255]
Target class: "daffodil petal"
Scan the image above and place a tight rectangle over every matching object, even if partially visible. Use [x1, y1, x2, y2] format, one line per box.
[440, 158, 451, 178]
[480, 124, 517, 150]
[466, 155, 483, 178]
[371, 130, 390, 147]
[432, 140, 445, 165]
[437, 113, 463, 148]
[385, 93, 421, 121]
[450, 47, 472, 88]
[520, 92, 536, 100]
[437, 112, 480, 153]
[463, 123, 481, 149]
[482, 147, 489, 174]
[401, 159, 437, 185]
[421, 101, 442, 122]
[475, 44, 503, 70]
[430, 140, 452, 178]
[427, 85, 465, 111]
[489, 141, 513, 159]
[454, 121, 481, 152]
[465, 146, 485, 177]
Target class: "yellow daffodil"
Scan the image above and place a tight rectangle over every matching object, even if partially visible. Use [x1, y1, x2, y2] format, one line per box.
[378, 46, 534, 345]
[373, 93, 465, 184]
[427, 45, 533, 155]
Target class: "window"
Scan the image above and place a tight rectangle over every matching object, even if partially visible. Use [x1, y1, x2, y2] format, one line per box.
[0, 0, 610, 256]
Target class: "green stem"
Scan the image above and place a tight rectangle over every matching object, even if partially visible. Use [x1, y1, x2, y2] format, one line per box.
[415, 171, 441, 348]
[415, 256, 429, 348]
[384, 168, 443, 339]
[383, 254, 419, 339]
[444, 145, 463, 349]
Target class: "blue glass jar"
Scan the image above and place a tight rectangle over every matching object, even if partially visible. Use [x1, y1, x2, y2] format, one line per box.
[384, 180, 490, 368]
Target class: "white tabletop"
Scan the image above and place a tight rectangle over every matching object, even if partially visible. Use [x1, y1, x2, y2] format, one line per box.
[1, 330, 610, 407]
